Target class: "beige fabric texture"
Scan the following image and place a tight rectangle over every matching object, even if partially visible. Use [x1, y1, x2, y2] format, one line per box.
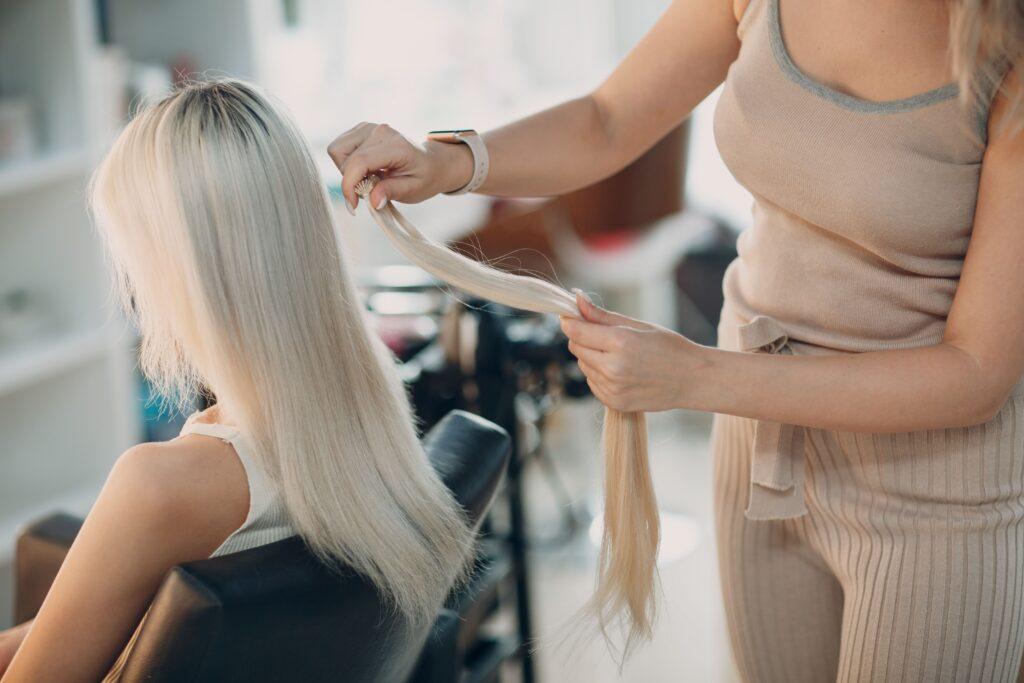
[711, 0, 1024, 680]
[714, 410, 1024, 682]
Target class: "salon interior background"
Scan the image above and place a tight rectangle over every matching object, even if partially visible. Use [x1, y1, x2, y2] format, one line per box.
[0, 0, 752, 680]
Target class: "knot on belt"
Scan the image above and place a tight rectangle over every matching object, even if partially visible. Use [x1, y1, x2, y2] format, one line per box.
[737, 316, 807, 520]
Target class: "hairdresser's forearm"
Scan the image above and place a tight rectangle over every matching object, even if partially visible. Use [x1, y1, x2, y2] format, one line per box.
[473, 96, 628, 197]
[334, 1, 738, 207]
[474, 0, 740, 197]
[566, 290, 1014, 431]
[691, 342, 1009, 433]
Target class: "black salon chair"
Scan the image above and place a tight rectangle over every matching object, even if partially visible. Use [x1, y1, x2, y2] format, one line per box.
[13, 410, 511, 683]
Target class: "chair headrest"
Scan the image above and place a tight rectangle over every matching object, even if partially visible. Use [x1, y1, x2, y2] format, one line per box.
[113, 410, 512, 683]
[422, 410, 510, 526]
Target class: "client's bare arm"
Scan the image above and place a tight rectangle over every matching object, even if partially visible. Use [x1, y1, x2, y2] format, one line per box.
[0, 624, 30, 676]
[0, 434, 247, 683]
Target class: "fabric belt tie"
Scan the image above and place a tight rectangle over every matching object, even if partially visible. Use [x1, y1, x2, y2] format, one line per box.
[737, 315, 807, 520]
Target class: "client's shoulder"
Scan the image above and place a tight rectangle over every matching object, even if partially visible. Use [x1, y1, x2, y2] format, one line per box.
[105, 430, 249, 553]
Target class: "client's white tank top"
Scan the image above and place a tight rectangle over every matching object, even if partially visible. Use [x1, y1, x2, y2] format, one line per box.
[179, 417, 295, 557]
[104, 418, 294, 681]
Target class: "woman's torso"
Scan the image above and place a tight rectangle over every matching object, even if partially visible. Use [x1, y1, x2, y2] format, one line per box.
[714, 0, 991, 355]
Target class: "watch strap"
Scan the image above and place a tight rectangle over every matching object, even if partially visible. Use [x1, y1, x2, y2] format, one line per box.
[443, 132, 489, 195]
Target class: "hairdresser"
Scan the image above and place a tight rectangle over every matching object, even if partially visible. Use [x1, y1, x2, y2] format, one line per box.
[331, 0, 1024, 679]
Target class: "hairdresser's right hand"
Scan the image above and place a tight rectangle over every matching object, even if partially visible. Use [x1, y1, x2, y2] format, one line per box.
[328, 123, 473, 214]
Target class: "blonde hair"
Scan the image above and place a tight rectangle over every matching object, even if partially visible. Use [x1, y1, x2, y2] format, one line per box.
[950, 0, 1023, 133]
[89, 80, 475, 625]
[355, 175, 660, 659]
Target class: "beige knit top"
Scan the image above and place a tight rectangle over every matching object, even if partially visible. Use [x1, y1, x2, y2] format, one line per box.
[712, 0, 1004, 519]
[715, 0, 991, 357]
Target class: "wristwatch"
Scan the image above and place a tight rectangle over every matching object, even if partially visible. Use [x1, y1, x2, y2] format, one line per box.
[426, 129, 489, 195]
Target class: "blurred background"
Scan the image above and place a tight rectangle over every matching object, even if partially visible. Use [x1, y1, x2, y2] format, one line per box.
[0, 0, 753, 680]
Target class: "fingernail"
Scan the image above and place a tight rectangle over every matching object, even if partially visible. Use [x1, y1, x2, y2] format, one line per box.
[572, 288, 593, 305]
[345, 198, 356, 216]
[374, 195, 388, 211]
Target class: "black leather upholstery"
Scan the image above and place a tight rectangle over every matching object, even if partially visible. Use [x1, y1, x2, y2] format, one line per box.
[14, 410, 510, 683]
[14, 512, 84, 624]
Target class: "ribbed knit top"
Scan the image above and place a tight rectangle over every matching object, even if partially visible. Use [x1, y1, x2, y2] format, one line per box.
[179, 419, 294, 557]
[714, 0, 992, 356]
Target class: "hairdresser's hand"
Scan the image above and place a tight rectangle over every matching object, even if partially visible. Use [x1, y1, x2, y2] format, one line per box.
[561, 292, 710, 413]
[328, 122, 473, 214]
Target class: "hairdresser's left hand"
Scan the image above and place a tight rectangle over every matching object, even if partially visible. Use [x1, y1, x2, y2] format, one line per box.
[561, 292, 708, 413]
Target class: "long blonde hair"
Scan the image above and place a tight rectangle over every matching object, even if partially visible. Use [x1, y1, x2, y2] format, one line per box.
[89, 80, 475, 625]
[354, 175, 660, 659]
[950, 0, 1023, 132]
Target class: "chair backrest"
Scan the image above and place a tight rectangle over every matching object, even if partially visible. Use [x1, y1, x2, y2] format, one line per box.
[115, 410, 510, 683]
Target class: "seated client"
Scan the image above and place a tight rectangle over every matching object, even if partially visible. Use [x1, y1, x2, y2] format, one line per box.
[0, 80, 475, 682]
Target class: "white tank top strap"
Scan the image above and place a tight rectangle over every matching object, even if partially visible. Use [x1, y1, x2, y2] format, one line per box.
[178, 419, 277, 540]
[180, 421, 240, 442]
[105, 416, 295, 679]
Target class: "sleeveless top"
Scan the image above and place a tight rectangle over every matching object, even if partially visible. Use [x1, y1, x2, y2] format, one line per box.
[103, 418, 294, 681]
[179, 418, 295, 556]
[715, 0, 993, 357]
[712, 0, 1011, 520]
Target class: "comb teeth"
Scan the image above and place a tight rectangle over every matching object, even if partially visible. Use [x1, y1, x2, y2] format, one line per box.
[354, 174, 380, 198]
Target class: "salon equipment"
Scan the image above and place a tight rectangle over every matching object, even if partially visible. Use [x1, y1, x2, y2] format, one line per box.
[360, 167, 662, 658]
[360, 265, 450, 362]
[359, 268, 540, 679]
[364, 230, 660, 676]
[362, 265, 589, 681]
[463, 301, 592, 548]
[13, 410, 510, 683]
[673, 218, 739, 346]
[441, 301, 595, 681]
[545, 206, 716, 328]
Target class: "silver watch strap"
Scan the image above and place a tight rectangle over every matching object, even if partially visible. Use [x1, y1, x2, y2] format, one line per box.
[444, 132, 489, 195]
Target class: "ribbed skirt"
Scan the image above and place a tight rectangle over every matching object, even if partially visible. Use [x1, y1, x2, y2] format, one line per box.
[713, 393, 1024, 682]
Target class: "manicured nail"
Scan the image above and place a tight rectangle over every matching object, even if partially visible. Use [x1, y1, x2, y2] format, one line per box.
[374, 195, 388, 211]
[345, 198, 356, 216]
[572, 288, 593, 305]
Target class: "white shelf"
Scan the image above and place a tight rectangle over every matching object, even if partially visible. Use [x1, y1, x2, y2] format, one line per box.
[0, 327, 112, 398]
[0, 0, 142, 584]
[0, 480, 104, 564]
[0, 148, 92, 198]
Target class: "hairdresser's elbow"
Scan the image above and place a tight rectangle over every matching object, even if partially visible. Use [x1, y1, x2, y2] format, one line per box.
[941, 342, 1020, 427]
[942, 377, 1015, 428]
[961, 388, 1012, 427]
[585, 91, 631, 172]
[585, 92, 615, 146]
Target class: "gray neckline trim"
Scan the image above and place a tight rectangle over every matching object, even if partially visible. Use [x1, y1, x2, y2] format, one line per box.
[768, 0, 959, 114]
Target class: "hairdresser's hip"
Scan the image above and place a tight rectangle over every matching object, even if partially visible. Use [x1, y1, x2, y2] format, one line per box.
[713, 303, 1024, 520]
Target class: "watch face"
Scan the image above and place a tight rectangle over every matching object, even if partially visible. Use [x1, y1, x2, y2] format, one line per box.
[427, 129, 476, 142]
